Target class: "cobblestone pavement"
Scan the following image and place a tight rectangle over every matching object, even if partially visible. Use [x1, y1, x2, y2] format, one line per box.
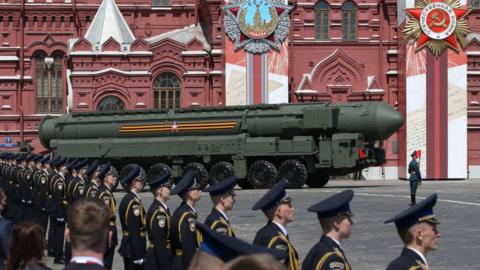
[44, 179, 480, 270]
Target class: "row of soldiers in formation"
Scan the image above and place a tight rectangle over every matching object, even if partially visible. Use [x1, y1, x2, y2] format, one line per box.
[0, 151, 441, 270]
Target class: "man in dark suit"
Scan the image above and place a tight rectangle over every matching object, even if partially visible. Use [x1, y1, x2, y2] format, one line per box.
[203, 176, 236, 237]
[144, 173, 173, 270]
[64, 197, 110, 270]
[302, 190, 354, 270]
[252, 179, 299, 270]
[118, 166, 147, 270]
[170, 170, 203, 270]
[385, 193, 441, 270]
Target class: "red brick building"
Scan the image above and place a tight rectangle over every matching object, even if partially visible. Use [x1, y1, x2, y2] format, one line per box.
[0, 0, 479, 178]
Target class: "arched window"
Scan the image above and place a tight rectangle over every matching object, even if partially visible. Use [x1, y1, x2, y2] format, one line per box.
[35, 53, 64, 113]
[152, 0, 169, 6]
[97, 96, 125, 112]
[315, 0, 329, 40]
[342, 1, 357, 41]
[153, 72, 181, 110]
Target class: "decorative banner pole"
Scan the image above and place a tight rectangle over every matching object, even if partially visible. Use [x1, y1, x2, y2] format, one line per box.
[403, 0, 471, 179]
[224, 0, 292, 105]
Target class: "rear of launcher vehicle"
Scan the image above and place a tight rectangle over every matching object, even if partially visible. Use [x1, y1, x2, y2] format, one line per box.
[39, 101, 404, 189]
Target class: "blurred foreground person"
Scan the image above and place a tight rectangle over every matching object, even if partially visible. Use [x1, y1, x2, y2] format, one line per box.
[188, 222, 287, 270]
[302, 190, 354, 270]
[385, 193, 441, 270]
[6, 223, 50, 270]
[0, 188, 12, 270]
[64, 198, 110, 270]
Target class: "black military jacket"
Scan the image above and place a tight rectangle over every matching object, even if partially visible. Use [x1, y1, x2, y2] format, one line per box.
[51, 173, 67, 220]
[302, 236, 351, 270]
[386, 248, 429, 270]
[204, 208, 235, 237]
[67, 176, 86, 206]
[171, 202, 199, 270]
[36, 169, 49, 211]
[145, 199, 172, 270]
[253, 221, 300, 270]
[85, 181, 100, 198]
[118, 191, 146, 261]
[96, 185, 118, 247]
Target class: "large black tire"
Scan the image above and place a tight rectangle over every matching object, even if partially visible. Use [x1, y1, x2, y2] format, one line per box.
[278, 160, 308, 189]
[183, 162, 209, 189]
[247, 160, 278, 189]
[147, 163, 172, 184]
[209, 162, 235, 185]
[119, 164, 146, 192]
[306, 170, 330, 188]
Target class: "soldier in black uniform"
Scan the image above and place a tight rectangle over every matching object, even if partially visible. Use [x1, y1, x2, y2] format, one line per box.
[302, 190, 355, 270]
[65, 159, 89, 264]
[23, 154, 39, 222]
[144, 173, 173, 270]
[385, 194, 441, 270]
[203, 176, 236, 237]
[171, 170, 203, 270]
[36, 155, 51, 233]
[85, 160, 101, 198]
[15, 153, 28, 222]
[47, 155, 61, 256]
[2, 153, 17, 221]
[96, 162, 119, 270]
[252, 179, 299, 270]
[31, 154, 45, 225]
[118, 166, 147, 270]
[51, 157, 69, 264]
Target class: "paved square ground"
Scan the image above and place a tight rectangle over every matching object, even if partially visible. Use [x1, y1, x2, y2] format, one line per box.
[45, 179, 480, 270]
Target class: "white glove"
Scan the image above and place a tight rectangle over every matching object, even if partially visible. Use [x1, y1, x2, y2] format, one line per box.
[56, 218, 65, 222]
[133, 259, 144, 265]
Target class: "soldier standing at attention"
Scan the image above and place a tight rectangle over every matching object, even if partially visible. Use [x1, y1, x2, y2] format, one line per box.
[36, 155, 51, 233]
[51, 157, 69, 264]
[385, 194, 441, 270]
[171, 170, 203, 270]
[302, 190, 354, 270]
[144, 173, 173, 270]
[252, 179, 299, 270]
[96, 162, 119, 270]
[85, 160, 101, 198]
[65, 159, 89, 265]
[203, 176, 237, 237]
[408, 151, 421, 205]
[118, 166, 147, 270]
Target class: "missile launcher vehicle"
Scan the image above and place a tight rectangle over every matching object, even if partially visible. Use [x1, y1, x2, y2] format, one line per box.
[39, 101, 404, 189]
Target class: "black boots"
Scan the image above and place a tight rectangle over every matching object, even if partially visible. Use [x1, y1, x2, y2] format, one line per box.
[410, 194, 416, 206]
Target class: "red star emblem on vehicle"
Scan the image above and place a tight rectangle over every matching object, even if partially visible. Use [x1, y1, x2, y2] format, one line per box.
[171, 121, 178, 132]
[405, 0, 470, 50]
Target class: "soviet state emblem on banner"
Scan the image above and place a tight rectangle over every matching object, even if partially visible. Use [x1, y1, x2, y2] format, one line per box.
[404, 0, 471, 56]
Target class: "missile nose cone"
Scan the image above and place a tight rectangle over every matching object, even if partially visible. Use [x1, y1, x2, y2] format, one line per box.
[376, 103, 404, 140]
